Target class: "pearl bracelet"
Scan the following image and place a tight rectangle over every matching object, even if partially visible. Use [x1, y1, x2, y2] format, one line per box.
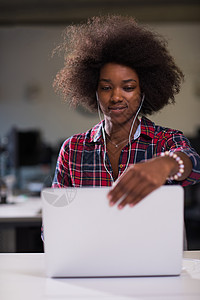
[160, 151, 185, 181]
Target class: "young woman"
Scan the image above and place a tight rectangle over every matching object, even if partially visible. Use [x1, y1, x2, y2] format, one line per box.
[52, 15, 200, 209]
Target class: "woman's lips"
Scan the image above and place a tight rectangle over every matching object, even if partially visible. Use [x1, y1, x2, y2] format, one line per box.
[109, 106, 127, 114]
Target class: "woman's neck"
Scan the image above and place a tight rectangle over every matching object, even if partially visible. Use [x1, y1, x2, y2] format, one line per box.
[104, 117, 140, 144]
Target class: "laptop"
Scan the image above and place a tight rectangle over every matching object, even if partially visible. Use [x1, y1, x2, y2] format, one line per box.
[42, 185, 184, 277]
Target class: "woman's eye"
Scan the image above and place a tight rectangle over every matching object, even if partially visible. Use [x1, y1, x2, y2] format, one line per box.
[101, 86, 111, 90]
[123, 86, 135, 91]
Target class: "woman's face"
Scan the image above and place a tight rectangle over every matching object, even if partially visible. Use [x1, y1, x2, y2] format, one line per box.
[97, 63, 141, 125]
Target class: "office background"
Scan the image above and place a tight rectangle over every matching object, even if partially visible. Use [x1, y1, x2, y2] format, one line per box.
[0, 0, 200, 251]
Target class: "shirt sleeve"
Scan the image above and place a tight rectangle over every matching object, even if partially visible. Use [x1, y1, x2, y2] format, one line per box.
[163, 132, 200, 186]
[52, 139, 72, 187]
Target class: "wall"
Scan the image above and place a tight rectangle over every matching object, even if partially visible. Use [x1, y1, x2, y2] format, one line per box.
[0, 23, 200, 148]
[150, 23, 200, 136]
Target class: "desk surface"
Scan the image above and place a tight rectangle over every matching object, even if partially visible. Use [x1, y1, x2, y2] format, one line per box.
[0, 196, 42, 223]
[0, 251, 200, 300]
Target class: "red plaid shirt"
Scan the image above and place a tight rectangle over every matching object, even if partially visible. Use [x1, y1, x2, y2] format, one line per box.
[52, 117, 200, 187]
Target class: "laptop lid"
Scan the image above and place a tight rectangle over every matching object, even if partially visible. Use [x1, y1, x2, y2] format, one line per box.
[42, 185, 184, 277]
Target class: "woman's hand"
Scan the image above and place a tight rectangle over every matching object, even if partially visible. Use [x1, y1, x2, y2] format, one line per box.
[107, 155, 181, 209]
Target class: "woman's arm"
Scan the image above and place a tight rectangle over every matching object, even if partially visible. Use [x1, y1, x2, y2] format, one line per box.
[107, 151, 198, 209]
[52, 139, 72, 187]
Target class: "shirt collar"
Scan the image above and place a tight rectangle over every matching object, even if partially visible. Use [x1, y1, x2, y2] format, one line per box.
[90, 121, 104, 143]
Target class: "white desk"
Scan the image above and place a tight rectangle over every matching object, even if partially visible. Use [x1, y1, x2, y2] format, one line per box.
[0, 251, 200, 300]
[0, 196, 42, 223]
[0, 197, 42, 252]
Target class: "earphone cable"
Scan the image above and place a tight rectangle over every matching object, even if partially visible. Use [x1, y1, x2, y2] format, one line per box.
[96, 92, 145, 184]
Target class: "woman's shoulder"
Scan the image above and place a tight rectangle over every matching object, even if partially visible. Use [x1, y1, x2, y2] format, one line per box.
[142, 116, 183, 137]
[61, 121, 102, 149]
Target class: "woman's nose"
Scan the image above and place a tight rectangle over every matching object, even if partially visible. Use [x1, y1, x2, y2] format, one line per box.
[111, 88, 123, 102]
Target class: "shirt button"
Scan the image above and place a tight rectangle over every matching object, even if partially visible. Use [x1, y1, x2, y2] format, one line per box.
[119, 164, 123, 168]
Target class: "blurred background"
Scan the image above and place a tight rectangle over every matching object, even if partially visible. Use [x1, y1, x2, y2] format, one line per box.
[0, 0, 200, 252]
